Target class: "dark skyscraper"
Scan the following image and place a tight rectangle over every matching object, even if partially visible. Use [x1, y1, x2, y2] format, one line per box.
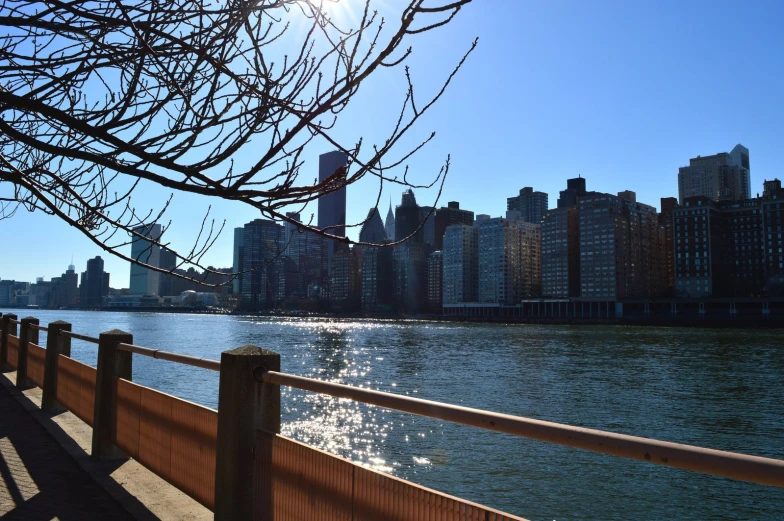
[318, 150, 348, 271]
[232, 227, 245, 295]
[80, 256, 109, 308]
[557, 177, 588, 209]
[507, 187, 548, 223]
[241, 218, 284, 309]
[395, 189, 423, 243]
[433, 201, 474, 251]
[359, 207, 388, 244]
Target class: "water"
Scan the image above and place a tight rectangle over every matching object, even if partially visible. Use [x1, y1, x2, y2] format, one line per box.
[6, 309, 784, 520]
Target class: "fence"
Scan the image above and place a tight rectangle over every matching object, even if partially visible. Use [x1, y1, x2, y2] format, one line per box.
[0, 311, 782, 521]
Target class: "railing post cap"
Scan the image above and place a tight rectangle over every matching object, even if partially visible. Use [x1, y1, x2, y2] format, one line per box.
[3, 313, 17, 319]
[222, 345, 278, 357]
[21, 316, 39, 322]
[49, 320, 71, 326]
[99, 329, 132, 337]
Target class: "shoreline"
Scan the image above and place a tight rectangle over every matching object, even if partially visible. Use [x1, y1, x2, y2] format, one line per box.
[3, 305, 782, 330]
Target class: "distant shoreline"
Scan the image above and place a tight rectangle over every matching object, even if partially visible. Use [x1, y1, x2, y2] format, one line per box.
[3, 305, 781, 329]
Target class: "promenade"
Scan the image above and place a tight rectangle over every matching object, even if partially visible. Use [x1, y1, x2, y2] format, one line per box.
[0, 375, 132, 519]
[0, 367, 211, 521]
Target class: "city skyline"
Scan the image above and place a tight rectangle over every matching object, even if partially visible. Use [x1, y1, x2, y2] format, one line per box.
[2, 158, 781, 287]
[4, 2, 784, 284]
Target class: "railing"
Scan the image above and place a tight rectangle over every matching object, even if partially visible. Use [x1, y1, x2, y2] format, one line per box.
[0, 310, 782, 521]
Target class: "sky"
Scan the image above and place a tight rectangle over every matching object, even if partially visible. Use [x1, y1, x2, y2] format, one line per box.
[3, 0, 784, 287]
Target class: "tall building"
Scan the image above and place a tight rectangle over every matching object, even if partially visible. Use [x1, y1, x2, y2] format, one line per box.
[232, 227, 244, 295]
[318, 150, 348, 271]
[579, 192, 664, 299]
[393, 189, 427, 312]
[129, 223, 162, 295]
[80, 256, 109, 308]
[433, 202, 474, 251]
[281, 211, 326, 297]
[677, 179, 784, 297]
[329, 247, 361, 312]
[674, 197, 728, 298]
[541, 207, 579, 298]
[54, 264, 79, 307]
[384, 200, 395, 242]
[659, 197, 678, 297]
[358, 208, 388, 244]
[507, 187, 548, 224]
[157, 247, 178, 296]
[268, 256, 298, 304]
[241, 218, 284, 309]
[361, 246, 394, 312]
[442, 224, 479, 304]
[420, 206, 436, 247]
[557, 177, 589, 209]
[394, 243, 428, 312]
[426, 251, 443, 312]
[477, 216, 541, 304]
[395, 189, 424, 243]
[678, 144, 750, 204]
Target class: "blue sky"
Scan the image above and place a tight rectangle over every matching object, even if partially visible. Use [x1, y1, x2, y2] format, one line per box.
[3, 0, 784, 286]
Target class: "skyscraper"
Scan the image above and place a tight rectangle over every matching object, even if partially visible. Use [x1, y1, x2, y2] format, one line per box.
[318, 150, 348, 271]
[393, 189, 427, 312]
[433, 202, 474, 250]
[542, 207, 579, 298]
[506, 187, 548, 224]
[395, 189, 423, 243]
[329, 247, 361, 311]
[56, 264, 79, 307]
[557, 177, 588, 209]
[426, 251, 443, 312]
[80, 256, 109, 307]
[477, 216, 541, 304]
[232, 227, 244, 295]
[385, 200, 395, 241]
[361, 246, 394, 312]
[678, 144, 750, 204]
[241, 218, 284, 309]
[420, 206, 436, 247]
[129, 223, 162, 295]
[442, 224, 479, 304]
[358, 207, 387, 244]
[579, 192, 664, 299]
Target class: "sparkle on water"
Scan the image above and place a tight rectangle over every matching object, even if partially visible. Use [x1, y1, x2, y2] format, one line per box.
[7, 309, 784, 521]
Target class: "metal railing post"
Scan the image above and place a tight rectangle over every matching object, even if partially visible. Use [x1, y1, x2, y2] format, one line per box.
[214, 346, 280, 521]
[17, 317, 39, 389]
[42, 321, 72, 412]
[0, 313, 17, 371]
[92, 329, 133, 460]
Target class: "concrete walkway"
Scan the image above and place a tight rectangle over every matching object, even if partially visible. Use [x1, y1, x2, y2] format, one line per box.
[0, 380, 133, 520]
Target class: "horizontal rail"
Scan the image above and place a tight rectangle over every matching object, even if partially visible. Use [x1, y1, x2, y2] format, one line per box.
[261, 371, 784, 489]
[30, 324, 48, 332]
[8, 319, 21, 325]
[61, 331, 99, 344]
[116, 343, 221, 371]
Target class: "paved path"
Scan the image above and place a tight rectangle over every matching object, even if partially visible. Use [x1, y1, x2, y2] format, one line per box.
[0, 382, 134, 520]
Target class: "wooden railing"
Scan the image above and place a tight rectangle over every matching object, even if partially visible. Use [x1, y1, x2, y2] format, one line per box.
[1, 311, 782, 521]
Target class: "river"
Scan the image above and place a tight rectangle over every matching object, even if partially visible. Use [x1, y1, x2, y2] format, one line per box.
[4, 309, 783, 521]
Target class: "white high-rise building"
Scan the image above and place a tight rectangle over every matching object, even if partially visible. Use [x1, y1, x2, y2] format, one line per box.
[129, 223, 162, 295]
[678, 144, 750, 204]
